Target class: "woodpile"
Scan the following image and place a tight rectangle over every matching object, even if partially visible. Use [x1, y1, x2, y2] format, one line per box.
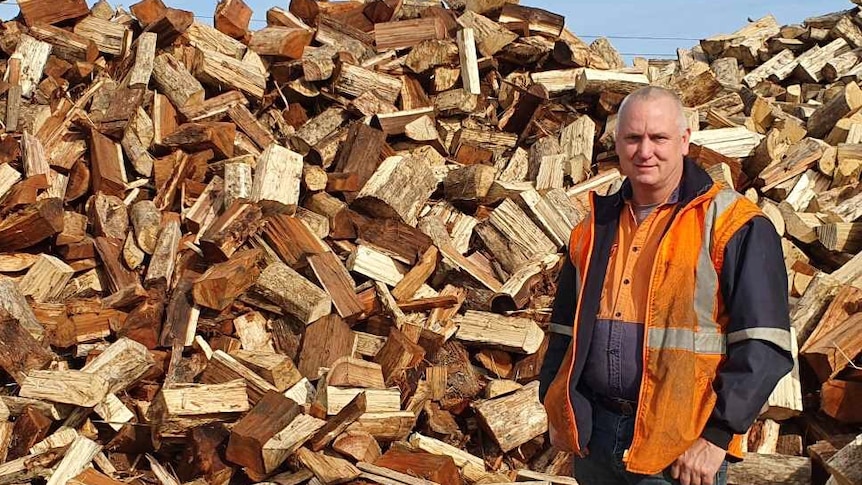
[0, 0, 859, 483]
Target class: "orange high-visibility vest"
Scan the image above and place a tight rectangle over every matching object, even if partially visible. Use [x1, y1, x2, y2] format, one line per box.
[544, 182, 762, 474]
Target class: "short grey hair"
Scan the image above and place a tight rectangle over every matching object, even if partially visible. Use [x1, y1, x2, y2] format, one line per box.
[614, 86, 689, 138]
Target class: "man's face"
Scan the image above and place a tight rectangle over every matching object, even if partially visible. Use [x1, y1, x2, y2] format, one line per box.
[615, 97, 690, 195]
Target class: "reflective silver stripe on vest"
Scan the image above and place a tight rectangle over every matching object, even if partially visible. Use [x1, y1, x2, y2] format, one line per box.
[648, 327, 726, 354]
[727, 327, 793, 353]
[549, 323, 574, 337]
[652, 189, 743, 355]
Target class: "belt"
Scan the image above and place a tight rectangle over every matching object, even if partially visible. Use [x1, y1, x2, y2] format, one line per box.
[592, 394, 638, 416]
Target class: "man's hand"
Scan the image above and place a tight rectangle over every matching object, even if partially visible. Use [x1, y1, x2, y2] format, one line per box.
[670, 438, 725, 485]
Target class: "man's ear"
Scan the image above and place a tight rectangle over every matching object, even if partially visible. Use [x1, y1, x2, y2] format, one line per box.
[681, 128, 691, 156]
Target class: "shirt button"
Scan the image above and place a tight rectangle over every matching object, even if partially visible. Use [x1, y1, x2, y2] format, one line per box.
[623, 279, 630, 285]
[632, 247, 639, 252]
[615, 312, 622, 318]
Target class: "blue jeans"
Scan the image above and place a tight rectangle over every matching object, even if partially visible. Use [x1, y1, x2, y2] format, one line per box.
[573, 404, 728, 485]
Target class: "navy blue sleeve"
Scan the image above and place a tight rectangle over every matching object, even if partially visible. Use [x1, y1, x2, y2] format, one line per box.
[702, 216, 794, 450]
[539, 249, 577, 401]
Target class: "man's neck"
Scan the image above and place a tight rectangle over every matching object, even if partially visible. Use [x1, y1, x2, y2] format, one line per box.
[630, 184, 676, 206]
[630, 169, 683, 206]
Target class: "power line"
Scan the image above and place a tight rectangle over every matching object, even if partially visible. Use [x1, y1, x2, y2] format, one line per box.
[620, 53, 678, 57]
[579, 35, 701, 41]
[0, 5, 701, 43]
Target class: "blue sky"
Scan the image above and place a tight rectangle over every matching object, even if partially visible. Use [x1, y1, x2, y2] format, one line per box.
[1, 0, 853, 64]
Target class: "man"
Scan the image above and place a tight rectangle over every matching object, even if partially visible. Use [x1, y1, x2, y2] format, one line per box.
[539, 87, 793, 485]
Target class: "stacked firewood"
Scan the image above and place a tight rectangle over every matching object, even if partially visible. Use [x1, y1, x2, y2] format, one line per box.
[0, 0, 860, 483]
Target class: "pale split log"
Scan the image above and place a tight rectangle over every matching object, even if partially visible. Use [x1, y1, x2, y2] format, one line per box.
[122, 107, 155, 177]
[759, 138, 828, 191]
[354, 331, 387, 359]
[0, 253, 38, 272]
[28, 23, 98, 63]
[232, 350, 302, 391]
[233, 311, 275, 353]
[354, 155, 438, 227]
[560, 116, 595, 183]
[143, 215, 181, 289]
[808, 81, 862, 139]
[186, 175, 224, 236]
[690, 127, 764, 159]
[373, 107, 435, 136]
[454, 310, 544, 354]
[327, 357, 386, 389]
[471, 380, 546, 452]
[816, 222, 862, 253]
[491, 254, 561, 313]
[575, 68, 649, 95]
[20, 370, 109, 407]
[130, 200, 161, 254]
[254, 262, 332, 324]
[435, 89, 479, 116]
[179, 90, 246, 123]
[727, 453, 810, 485]
[12, 35, 52, 98]
[262, 414, 326, 474]
[152, 52, 205, 109]
[73, 16, 131, 57]
[0, 164, 21, 201]
[516, 470, 579, 485]
[149, 380, 250, 439]
[186, 21, 247, 61]
[373, 18, 445, 52]
[456, 11, 517, 57]
[418, 216, 503, 292]
[334, 63, 402, 104]
[405, 39, 458, 74]
[17, 254, 74, 303]
[356, 462, 438, 485]
[793, 38, 851, 83]
[22, 131, 49, 178]
[93, 393, 135, 431]
[251, 144, 303, 214]
[29, 427, 78, 455]
[825, 434, 862, 485]
[128, 32, 157, 88]
[457, 28, 481, 95]
[296, 448, 361, 485]
[489, 198, 557, 260]
[292, 107, 348, 155]
[201, 350, 278, 404]
[791, 251, 862, 346]
[45, 436, 101, 485]
[223, 156, 253, 209]
[531, 68, 584, 94]
[346, 412, 417, 442]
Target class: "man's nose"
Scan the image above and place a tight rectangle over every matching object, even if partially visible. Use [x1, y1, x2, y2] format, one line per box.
[636, 139, 654, 160]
